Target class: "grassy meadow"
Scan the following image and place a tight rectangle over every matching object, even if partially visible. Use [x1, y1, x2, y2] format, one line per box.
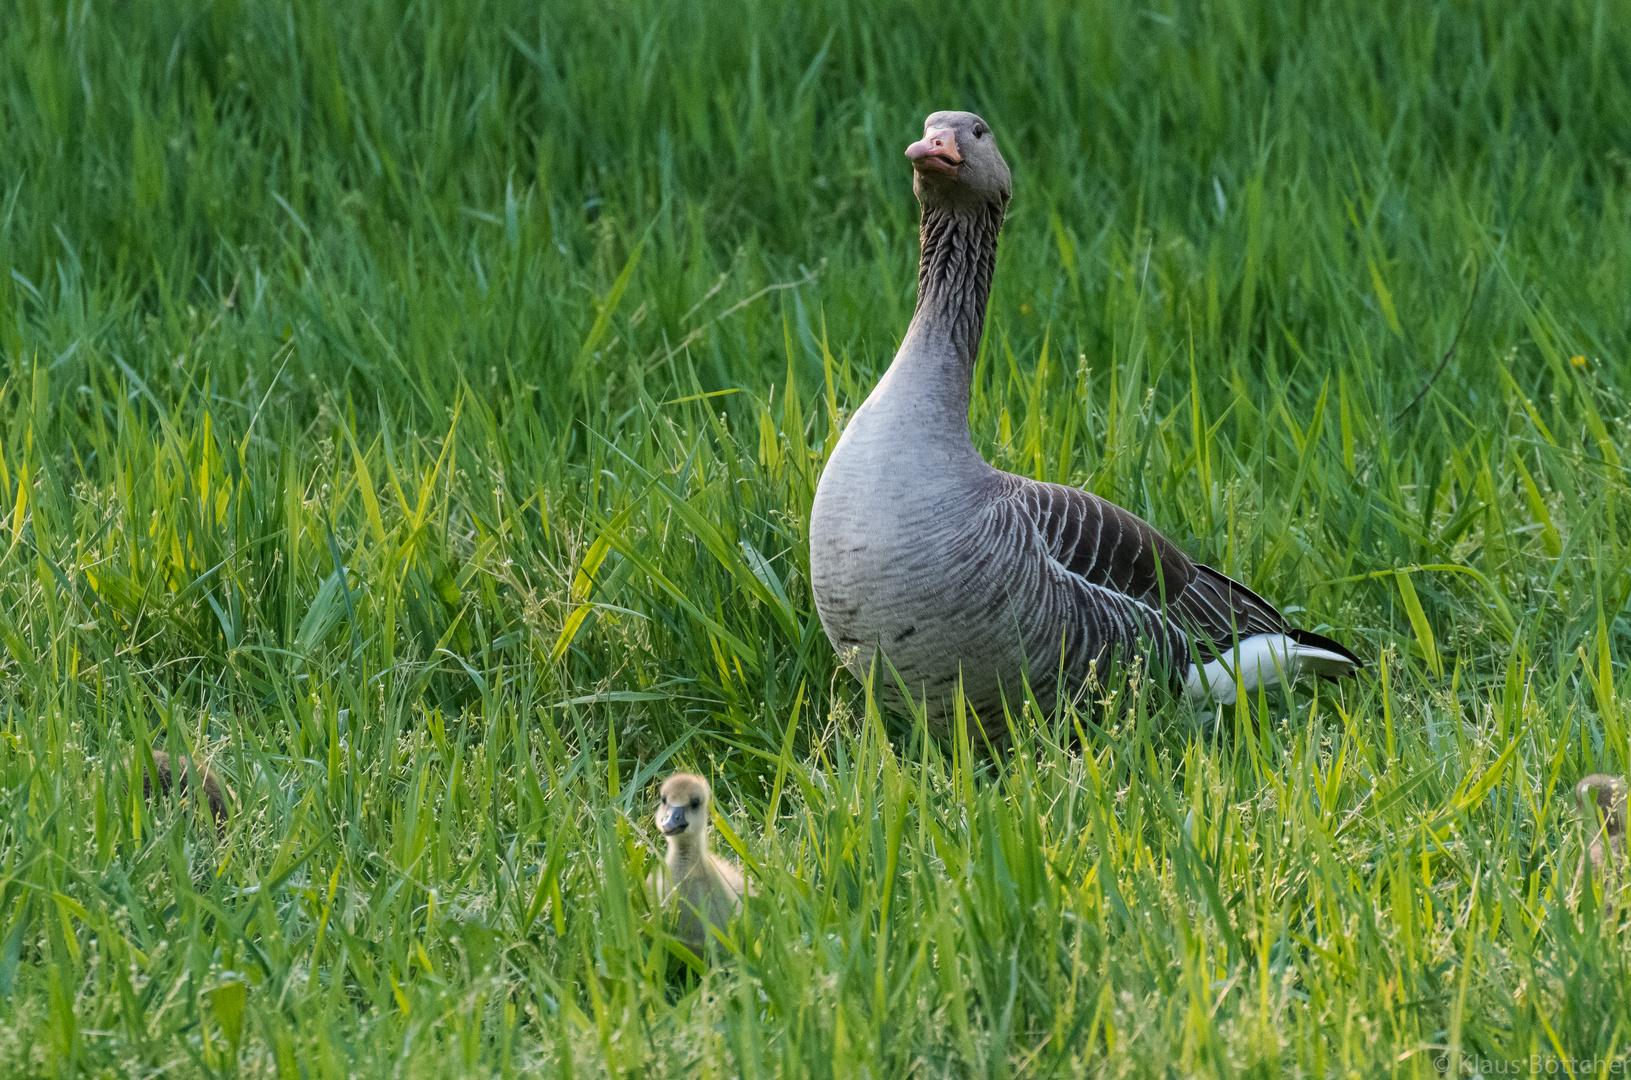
[3, 0, 1631, 1074]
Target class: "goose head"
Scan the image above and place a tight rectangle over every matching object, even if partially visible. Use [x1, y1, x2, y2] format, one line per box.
[655, 772, 713, 848]
[907, 111, 1011, 213]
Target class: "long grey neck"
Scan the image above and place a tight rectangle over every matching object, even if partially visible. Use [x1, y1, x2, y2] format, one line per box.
[878, 201, 1003, 441]
[913, 202, 1002, 359]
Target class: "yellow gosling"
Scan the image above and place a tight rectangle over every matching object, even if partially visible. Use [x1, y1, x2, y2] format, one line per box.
[647, 772, 745, 951]
[1576, 773, 1627, 891]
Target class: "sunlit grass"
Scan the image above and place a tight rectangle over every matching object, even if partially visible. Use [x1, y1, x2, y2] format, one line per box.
[2, 0, 1631, 1075]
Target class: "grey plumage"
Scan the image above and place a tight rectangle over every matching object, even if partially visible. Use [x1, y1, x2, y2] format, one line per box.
[809, 111, 1361, 734]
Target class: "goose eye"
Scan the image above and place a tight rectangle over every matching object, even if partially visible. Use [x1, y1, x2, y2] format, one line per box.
[690, 798, 700, 809]
[973, 124, 986, 139]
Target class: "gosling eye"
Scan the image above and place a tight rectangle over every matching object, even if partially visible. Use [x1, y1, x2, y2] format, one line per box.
[690, 798, 701, 810]
[972, 123, 986, 139]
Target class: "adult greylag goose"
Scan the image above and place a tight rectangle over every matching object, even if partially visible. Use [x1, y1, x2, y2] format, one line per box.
[809, 110, 1362, 733]
[647, 772, 747, 950]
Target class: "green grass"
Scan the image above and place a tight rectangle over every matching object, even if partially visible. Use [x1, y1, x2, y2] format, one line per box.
[2, 0, 1631, 1074]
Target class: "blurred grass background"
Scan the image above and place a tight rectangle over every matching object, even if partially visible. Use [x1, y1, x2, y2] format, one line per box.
[2, 0, 1631, 1074]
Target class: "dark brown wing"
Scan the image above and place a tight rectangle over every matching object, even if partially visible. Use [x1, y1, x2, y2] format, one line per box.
[1016, 480, 1196, 606]
[1016, 479, 1316, 657]
[1170, 563, 1290, 648]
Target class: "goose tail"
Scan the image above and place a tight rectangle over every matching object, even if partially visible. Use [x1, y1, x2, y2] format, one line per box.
[1183, 632, 1363, 705]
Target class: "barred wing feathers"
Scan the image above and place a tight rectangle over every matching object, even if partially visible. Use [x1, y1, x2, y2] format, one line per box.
[1011, 477, 1361, 670]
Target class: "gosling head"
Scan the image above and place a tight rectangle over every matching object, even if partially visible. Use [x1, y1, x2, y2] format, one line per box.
[906, 110, 1011, 214]
[655, 772, 713, 851]
[1578, 774, 1628, 837]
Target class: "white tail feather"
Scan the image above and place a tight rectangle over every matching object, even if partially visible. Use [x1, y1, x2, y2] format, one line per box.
[1183, 634, 1359, 705]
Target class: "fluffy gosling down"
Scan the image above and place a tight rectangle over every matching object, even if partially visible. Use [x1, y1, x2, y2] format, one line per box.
[1576, 773, 1627, 888]
[647, 773, 747, 950]
[142, 750, 231, 828]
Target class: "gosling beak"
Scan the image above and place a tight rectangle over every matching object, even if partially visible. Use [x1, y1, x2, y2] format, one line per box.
[658, 806, 688, 835]
[906, 127, 961, 174]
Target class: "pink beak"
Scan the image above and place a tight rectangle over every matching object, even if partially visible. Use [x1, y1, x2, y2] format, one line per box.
[905, 127, 962, 174]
